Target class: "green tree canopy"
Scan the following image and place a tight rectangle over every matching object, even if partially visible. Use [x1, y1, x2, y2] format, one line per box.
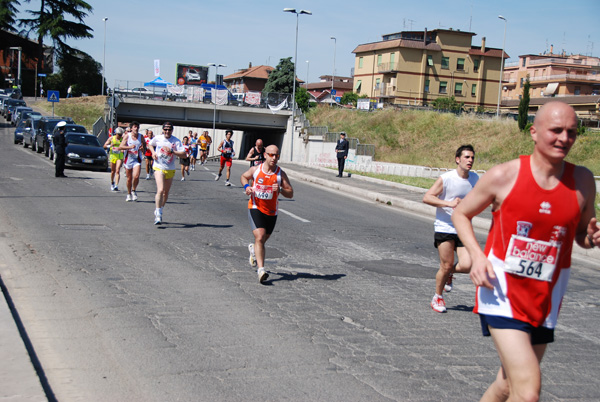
[295, 86, 311, 113]
[340, 92, 358, 107]
[263, 57, 295, 94]
[0, 0, 21, 31]
[44, 49, 103, 96]
[431, 96, 463, 112]
[518, 77, 531, 131]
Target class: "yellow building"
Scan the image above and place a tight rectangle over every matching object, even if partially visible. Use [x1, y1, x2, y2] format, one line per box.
[352, 28, 506, 109]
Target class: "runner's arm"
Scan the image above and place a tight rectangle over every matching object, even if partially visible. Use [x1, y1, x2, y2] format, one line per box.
[241, 167, 257, 195]
[573, 166, 599, 249]
[422, 177, 460, 208]
[245, 148, 255, 162]
[278, 171, 294, 199]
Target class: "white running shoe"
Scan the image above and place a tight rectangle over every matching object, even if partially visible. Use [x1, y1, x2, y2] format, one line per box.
[431, 295, 447, 313]
[181, 177, 185, 181]
[215, 174, 221, 181]
[110, 184, 115, 191]
[126, 194, 132, 202]
[154, 210, 162, 225]
[132, 191, 138, 201]
[145, 174, 150, 180]
[248, 244, 257, 267]
[225, 180, 231, 186]
[257, 267, 269, 284]
[444, 274, 454, 293]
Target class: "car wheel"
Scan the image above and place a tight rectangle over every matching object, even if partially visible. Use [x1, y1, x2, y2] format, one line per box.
[44, 143, 49, 157]
[36, 142, 43, 153]
[31, 141, 37, 152]
[14, 138, 18, 144]
[50, 149, 54, 160]
[23, 140, 28, 148]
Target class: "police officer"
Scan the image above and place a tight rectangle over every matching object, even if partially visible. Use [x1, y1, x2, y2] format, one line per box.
[53, 121, 68, 177]
[335, 132, 349, 177]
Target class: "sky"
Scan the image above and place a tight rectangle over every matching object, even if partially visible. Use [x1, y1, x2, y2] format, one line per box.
[15, 0, 600, 88]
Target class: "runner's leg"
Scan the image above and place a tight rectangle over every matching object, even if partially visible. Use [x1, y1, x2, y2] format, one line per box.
[435, 240, 456, 295]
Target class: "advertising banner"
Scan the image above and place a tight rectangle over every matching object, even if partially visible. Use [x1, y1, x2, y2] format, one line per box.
[176, 64, 209, 86]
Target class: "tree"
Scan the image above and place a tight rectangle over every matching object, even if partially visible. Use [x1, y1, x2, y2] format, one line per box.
[44, 49, 103, 96]
[295, 86, 311, 113]
[431, 96, 463, 112]
[0, 0, 21, 31]
[340, 92, 358, 107]
[518, 77, 531, 131]
[263, 57, 295, 94]
[20, 0, 94, 72]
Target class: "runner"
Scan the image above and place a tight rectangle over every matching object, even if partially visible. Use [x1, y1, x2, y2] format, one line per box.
[119, 121, 145, 202]
[452, 101, 599, 401]
[199, 130, 211, 165]
[144, 129, 154, 180]
[180, 136, 191, 181]
[147, 122, 187, 225]
[422, 144, 478, 313]
[190, 132, 199, 171]
[216, 130, 235, 186]
[245, 138, 266, 167]
[103, 127, 125, 191]
[241, 145, 294, 283]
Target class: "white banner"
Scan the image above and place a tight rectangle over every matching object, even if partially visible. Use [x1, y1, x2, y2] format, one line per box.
[268, 98, 288, 114]
[154, 59, 160, 77]
[211, 89, 228, 105]
[245, 92, 261, 106]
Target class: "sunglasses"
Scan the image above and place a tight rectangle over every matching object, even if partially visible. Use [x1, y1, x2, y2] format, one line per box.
[163, 127, 173, 131]
[266, 153, 280, 158]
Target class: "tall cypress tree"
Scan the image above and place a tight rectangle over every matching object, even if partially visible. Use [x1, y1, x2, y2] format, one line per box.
[518, 77, 531, 131]
[0, 0, 21, 31]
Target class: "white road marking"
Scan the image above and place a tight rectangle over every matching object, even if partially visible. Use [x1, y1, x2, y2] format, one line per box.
[279, 208, 310, 223]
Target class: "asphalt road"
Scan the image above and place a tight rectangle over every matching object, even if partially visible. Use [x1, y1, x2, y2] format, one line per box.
[1, 120, 600, 401]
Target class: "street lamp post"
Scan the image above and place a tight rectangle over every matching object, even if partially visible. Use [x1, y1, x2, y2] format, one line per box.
[102, 17, 108, 96]
[9, 47, 22, 89]
[305, 60, 309, 89]
[330, 37, 336, 105]
[283, 8, 311, 162]
[208, 63, 226, 157]
[496, 15, 507, 118]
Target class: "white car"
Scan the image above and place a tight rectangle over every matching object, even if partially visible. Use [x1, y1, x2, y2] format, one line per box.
[185, 69, 201, 82]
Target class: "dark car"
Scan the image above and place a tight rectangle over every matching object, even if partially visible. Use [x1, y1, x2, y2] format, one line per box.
[13, 119, 27, 144]
[16, 110, 42, 127]
[36, 117, 74, 157]
[22, 118, 43, 150]
[11, 106, 33, 126]
[51, 125, 108, 171]
[4, 99, 27, 121]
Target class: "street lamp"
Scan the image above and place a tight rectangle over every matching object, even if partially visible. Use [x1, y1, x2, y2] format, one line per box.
[102, 17, 108, 96]
[283, 7, 312, 162]
[305, 60, 309, 89]
[330, 37, 336, 105]
[9, 47, 22, 89]
[496, 15, 507, 118]
[208, 63, 226, 157]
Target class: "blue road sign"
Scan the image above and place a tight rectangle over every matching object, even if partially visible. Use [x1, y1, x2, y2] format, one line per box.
[47, 90, 60, 102]
[331, 89, 337, 95]
[38, 73, 47, 77]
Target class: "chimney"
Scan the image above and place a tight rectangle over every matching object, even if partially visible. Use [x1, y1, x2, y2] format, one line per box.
[424, 28, 427, 45]
[249, 62, 252, 68]
[550, 44, 553, 54]
[481, 37, 486, 52]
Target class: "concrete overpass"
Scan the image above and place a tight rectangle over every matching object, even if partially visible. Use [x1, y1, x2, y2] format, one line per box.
[109, 96, 294, 159]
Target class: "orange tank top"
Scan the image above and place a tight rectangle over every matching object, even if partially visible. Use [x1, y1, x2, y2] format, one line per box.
[248, 164, 281, 216]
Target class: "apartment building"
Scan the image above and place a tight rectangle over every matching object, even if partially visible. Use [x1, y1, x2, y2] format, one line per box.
[223, 63, 275, 94]
[502, 52, 600, 100]
[352, 28, 506, 109]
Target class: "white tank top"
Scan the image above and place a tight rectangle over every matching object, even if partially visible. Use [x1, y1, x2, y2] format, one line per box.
[434, 169, 479, 234]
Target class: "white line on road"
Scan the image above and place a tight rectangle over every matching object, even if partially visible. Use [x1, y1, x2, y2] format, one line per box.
[279, 208, 310, 223]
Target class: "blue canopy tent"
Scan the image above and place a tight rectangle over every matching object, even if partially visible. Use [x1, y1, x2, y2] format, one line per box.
[143, 76, 173, 88]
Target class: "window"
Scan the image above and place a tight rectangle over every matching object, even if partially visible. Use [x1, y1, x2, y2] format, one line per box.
[377, 54, 382, 65]
[520, 78, 524, 88]
[375, 78, 381, 89]
[355, 80, 362, 93]
[457, 58, 465, 71]
[424, 79, 430, 93]
[522, 57, 527, 67]
[454, 82, 463, 95]
[439, 81, 447, 94]
[473, 58, 480, 73]
[471, 83, 477, 96]
[574, 86, 581, 95]
[427, 55, 433, 66]
[441, 57, 449, 69]
[390, 53, 395, 66]
[359, 57, 363, 68]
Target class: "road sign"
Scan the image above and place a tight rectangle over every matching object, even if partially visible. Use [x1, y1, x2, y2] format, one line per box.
[331, 89, 337, 95]
[48, 90, 60, 102]
[38, 73, 47, 77]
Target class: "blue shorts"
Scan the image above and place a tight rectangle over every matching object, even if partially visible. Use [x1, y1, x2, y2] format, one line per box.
[479, 314, 554, 345]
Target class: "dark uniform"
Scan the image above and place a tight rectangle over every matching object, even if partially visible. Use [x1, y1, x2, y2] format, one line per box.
[53, 122, 67, 177]
[335, 132, 349, 177]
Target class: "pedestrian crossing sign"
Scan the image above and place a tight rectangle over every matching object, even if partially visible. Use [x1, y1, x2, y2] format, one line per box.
[47, 90, 60, 102]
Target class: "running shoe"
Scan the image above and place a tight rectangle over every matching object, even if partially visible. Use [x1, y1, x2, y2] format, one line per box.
[444, 274, 454, 293]
[431, 295, 447, 313]
[154, 210, 162, 225]
[114, 186, 119, 191]
[110, 184, 115, 191]
[225, 180, 232, 186]
[215, 174, 221, 181]
[126, 194, 132, 202]
[257, 267, 269, 284]
[132, 191, 138, 201]
[181, 177, 185, 181]
[248, 243, 257, 267]
[187, 169, 190, 176]
[145, 174, 150, 180]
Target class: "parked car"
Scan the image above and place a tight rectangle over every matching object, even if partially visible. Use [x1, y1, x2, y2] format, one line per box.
[50, 124, 108, 171]
[13, 119, 27, 144]
[36, 117, 74, 157]
[16, 110, 42, 127]
[22, 118, 43, 150]
[4, 98, 26, 120]
[11, 106, 33, 125]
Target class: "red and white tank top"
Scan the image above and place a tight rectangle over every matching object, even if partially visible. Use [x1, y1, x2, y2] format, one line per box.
[248, 163, 281, 216]
[475, 155, 580, 328]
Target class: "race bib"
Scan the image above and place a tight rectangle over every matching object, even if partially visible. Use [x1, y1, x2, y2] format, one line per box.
[112, 146, 120, 153]
[254, 184, 274, 200]
[503, 235, 560, 282]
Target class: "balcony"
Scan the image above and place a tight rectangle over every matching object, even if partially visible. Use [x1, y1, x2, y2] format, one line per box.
[528, 58, 600, 67]
[378, 62, 400, 73]
[528, 73, 600, 83]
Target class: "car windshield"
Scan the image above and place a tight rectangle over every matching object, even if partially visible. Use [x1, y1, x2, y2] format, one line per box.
[66, 134, 100, 147]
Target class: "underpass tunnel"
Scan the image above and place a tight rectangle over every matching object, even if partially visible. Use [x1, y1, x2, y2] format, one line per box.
[240, 130, 286, 159]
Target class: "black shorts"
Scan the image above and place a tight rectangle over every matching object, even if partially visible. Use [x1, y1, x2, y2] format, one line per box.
[479, 314, 554, 345]
[248, 209, 278, 235]
[434, 232, 463, 249]
[145, 154, 153, 160]
[180, 157, 190, 166]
